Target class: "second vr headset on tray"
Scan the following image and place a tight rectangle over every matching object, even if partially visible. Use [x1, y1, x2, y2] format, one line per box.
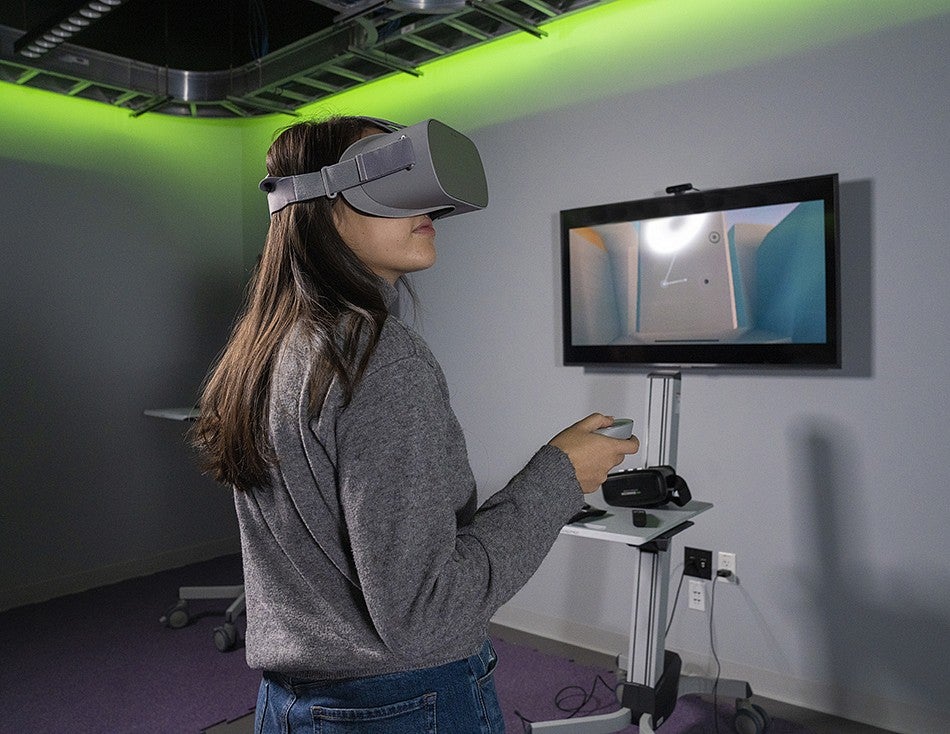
[603, 466, 692, 509]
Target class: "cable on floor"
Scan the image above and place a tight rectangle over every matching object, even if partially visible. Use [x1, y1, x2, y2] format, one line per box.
[514, 673, 620, 732]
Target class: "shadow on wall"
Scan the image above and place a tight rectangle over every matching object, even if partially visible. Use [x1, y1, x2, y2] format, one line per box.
[789, 418, 950, 719]
[0, 157, 243, 599]
[837, 179, 873, 379]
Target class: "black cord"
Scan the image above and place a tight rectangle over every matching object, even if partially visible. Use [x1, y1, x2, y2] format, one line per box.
[711, 573, 721, 734]
[248, 0, 269, 59]
[556, 673, 617, 717]
[514, 709, 533, 733]
[710, 571, 733, 734]
[665, 567, 687, 636]
[514, 673, 619, 732]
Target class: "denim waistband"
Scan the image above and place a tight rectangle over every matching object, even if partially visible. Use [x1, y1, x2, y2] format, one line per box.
[255, 638, 505, 733]
[265, 638, 497, 689]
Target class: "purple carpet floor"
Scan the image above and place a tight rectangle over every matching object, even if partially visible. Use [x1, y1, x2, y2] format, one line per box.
[492, 637, 815, 734]
[0, 554, 814, 733]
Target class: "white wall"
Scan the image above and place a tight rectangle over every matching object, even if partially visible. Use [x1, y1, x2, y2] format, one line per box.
[411, 16, 950, 733]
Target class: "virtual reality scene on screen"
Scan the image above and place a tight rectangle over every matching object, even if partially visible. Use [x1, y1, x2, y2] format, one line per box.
[568, 200, 827, 347]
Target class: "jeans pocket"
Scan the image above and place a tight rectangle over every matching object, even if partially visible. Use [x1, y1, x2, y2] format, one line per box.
[312, 692, 437, 734]
[479, 641, 498, 682]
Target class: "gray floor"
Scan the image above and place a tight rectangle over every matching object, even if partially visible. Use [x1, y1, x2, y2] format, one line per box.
[202, 625, 899, 734]
[750, 697, 898, 734]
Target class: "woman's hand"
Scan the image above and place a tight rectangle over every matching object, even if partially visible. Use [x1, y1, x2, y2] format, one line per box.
[548, 414, 640, 494]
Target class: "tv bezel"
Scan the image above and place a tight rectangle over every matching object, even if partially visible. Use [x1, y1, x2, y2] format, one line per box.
[560, 173, 841, 369]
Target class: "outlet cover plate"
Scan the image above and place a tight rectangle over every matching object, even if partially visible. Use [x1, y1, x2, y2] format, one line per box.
[685, 547, 712, 580]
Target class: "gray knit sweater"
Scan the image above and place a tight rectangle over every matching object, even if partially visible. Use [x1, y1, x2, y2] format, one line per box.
[234, 311, 583, 679]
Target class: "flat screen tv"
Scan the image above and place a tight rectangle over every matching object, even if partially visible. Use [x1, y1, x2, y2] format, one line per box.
[560, 174, 840, 368]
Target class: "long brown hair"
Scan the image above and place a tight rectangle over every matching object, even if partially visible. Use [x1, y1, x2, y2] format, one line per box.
[190, 117, 390, 491]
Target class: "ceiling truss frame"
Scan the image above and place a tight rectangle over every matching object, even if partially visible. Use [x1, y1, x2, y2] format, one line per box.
[0, 0, 598, 118]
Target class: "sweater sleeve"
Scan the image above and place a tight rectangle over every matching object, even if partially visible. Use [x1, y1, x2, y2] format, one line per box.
[333, 351, 583, 659]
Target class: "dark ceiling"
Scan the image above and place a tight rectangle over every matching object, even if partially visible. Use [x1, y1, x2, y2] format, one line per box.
[0, 0, 603, 118]
[0, 0, 335, 71]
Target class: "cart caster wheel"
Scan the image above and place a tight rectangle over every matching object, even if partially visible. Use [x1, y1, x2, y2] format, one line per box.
[213, 622, 238, 652]
[734, 701, 771, 734]
[160, 600, 190, 629]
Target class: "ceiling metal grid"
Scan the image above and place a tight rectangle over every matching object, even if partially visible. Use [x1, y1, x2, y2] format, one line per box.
[0, 0, 602, 118]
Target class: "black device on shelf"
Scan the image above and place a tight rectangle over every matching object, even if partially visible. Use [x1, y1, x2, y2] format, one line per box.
[602, 465, 692, 509]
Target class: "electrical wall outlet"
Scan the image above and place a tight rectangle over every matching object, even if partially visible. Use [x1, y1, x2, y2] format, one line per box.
[718, 551, 737, 579]
[684, 547, 712, 579]
[688, 579, 705, 611]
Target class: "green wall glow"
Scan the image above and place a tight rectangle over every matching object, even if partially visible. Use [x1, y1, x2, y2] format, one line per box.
[1, 80, 247, 244]
[221, 0, 948, 264]
[282, 0, 950, 129]
[0, 81, 243, 184]
[3, 0, 947, 265]
[4, 0, 948, 155]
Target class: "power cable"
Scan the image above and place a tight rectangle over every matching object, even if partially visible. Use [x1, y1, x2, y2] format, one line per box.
[514, 673, 619, 732]
[710, 569, 733, 734]
[665, 566, 687, 636]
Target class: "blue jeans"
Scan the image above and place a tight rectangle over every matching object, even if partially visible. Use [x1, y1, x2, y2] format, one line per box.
[254, 639, 505, 733]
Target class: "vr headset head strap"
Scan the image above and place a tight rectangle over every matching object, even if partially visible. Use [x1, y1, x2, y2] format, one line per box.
[260, 134, 414, 216]
[659, 466, 692, 507]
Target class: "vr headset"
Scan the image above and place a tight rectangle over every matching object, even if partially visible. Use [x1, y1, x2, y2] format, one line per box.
[602, 466, 692, 509]
[259, 117, 488, 219]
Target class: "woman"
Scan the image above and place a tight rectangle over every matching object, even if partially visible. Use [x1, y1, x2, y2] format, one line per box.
[191, 115, 639, 733]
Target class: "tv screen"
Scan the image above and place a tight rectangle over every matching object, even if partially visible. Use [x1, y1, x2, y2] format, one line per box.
[560, 174, 840, 368]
